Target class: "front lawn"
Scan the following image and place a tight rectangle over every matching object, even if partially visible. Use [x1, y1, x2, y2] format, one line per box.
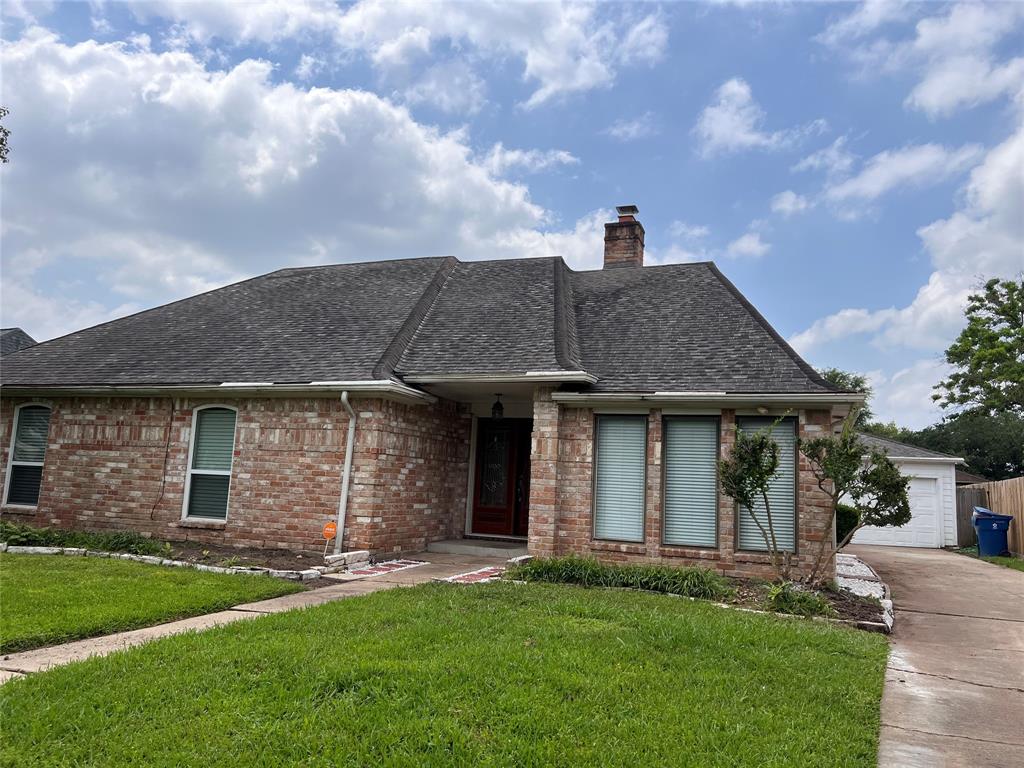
[1, 581, 888, 767]
[0, 554, 302, 653]
[954, 547, 1024, 573]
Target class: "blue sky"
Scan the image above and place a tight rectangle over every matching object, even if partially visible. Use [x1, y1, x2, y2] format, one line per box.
[1, 1, 1021, 428]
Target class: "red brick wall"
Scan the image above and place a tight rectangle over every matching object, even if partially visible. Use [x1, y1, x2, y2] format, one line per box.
[527, 398, 838, 580]
[0, 394, 469, 555]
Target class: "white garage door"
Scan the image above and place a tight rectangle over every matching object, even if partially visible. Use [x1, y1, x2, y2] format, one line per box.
[852, 477, 941, 548]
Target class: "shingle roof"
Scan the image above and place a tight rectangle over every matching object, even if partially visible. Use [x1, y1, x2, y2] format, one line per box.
[857, 432, 960, 461]
[0, 328, 37, 357]
[1, 256, 838, 396]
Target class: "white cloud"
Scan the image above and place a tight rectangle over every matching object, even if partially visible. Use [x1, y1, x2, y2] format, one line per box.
[481, 143, 579, 176]
[0, 28, 602, 339]
[402, 60, 487, 115]
[871, 360, 953, 429]
[792, 136, 856, 179]
[906, 54, 1024, 118]
[294, 53, 326, 82]
[816, 0, 912, 47]
[668, 221, 710, 241]
[124, 1, 668, 110]
[604, 112, 658, 142]
[770, 190, 811, 217]
[726, 231, 770, 259]
[693, 77, 825, 157]
[825, 143, 983, 202]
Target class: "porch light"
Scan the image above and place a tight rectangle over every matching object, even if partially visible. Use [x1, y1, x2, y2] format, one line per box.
[491, 394, 504, 419]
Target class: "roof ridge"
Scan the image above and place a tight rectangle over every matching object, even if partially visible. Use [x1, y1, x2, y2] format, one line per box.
[705, 262, 838, 393]
[374, 257, 459, 381]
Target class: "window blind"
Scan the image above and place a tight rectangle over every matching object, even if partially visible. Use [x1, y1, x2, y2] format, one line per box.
[663, 417, 718, 547]
[191, 408, 236, 471]
[736, 417, 796, 552]
[594, 415, 646, 542]
[6, 405, 51, 506]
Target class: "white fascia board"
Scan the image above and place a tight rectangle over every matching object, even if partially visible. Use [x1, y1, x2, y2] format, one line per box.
[405, 370, 598, 384]
[1, 380, 436, 405]
[882, 455, 965, 464]
[551, 391, 866, 406]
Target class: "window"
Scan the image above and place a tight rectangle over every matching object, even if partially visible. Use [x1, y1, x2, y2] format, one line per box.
[593, 415, 647, 542]
[663, 417, 719, 547]
[184, 407, 237, 520]
[736, 417, 797, 552]
[5, 405, 52, 507]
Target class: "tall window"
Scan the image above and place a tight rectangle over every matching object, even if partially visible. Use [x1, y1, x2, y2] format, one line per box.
[184, 406, 237, 520]
[736, 417, 797, 552]
[663, 417, 719, 547]
[593, 415, 646, 542]
[5, 405, 51, 507]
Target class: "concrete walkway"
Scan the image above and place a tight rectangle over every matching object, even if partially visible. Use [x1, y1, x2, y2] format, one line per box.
[0, 552, 506, 682]
[848, 545, 1024, 768]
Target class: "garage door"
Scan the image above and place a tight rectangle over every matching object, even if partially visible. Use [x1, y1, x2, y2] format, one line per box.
[852, 477, 941, 548]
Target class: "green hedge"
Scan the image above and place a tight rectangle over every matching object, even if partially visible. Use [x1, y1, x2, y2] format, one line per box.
[0, 521, 166, 556]
[505, 555, 734, 601]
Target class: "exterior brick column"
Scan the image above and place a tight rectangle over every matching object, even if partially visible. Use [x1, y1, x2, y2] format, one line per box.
[644, 409, 663, 551]
[527, 387, 559, 557]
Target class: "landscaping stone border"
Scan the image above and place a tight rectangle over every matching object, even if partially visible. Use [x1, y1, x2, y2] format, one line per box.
[0, 542, 371, 582]
[836, 553, 894, 634]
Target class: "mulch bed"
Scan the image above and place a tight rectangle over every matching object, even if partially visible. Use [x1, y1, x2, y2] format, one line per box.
[163, 540, 328, 572]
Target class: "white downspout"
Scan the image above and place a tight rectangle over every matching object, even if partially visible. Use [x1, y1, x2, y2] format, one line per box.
[334, 391, 357, 555]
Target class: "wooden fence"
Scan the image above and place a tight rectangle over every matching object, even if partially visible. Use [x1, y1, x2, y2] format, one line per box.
[964, 476, 1024, 555]
[955, 486, 987, 547]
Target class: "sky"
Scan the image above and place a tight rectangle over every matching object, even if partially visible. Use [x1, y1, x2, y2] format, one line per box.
[1, 1, 1021, 429]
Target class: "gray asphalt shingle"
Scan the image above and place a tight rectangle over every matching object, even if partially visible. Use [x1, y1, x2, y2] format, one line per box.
[1, 256, 836, 395]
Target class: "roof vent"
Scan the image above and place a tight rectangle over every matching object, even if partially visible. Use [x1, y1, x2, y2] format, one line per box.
[604, 204, 644, 268]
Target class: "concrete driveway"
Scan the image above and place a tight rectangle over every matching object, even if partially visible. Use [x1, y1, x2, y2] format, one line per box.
[848, 546, 1024, 768]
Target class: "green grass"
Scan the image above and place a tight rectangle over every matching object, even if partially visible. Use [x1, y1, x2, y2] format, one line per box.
[0, 582, 888, 767]
[954, 547, 1024, 573]
[0, 554, 302, 653]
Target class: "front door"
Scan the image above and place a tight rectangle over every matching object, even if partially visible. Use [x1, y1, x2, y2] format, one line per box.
[471, 418, 531, 537]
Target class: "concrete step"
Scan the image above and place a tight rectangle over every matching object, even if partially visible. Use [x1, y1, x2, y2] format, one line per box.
[426, 538, 528, 558]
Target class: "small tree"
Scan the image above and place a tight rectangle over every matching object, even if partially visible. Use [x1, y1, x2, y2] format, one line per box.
[800, 414, 911, 585]
[719, 423, 792, 580]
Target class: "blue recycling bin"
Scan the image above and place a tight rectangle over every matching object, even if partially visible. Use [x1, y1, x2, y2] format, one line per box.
[972, 506, 1013, 557]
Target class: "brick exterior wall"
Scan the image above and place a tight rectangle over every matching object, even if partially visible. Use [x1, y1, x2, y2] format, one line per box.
[527, 395, 838, 581]
[0, 395, 469, 555]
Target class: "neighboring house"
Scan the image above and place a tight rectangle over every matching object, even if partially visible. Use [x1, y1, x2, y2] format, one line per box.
[955, 468, 988, 486]
[853, 433, 962, 549]
[0, 328, 37, 357]
[0, 207, 862, 579]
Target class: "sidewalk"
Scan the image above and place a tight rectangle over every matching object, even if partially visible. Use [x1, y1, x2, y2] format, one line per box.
[0, 552, 506, 682]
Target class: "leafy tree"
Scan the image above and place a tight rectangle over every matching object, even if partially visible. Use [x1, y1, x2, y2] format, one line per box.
[0, 106, 9, 164]
[911, 411, 1024, 480]
[934, 277, 1024, 416]
[799, 416, 910, 585]
[818, 367, 873, 426]
[719, 423, 793, 580]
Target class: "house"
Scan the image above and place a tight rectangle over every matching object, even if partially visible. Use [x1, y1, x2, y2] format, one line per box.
[852, 433, 962, 548]
[0, 206, 862, 579]
[955, 468, 988, 486]
[0, 328, 37, 357]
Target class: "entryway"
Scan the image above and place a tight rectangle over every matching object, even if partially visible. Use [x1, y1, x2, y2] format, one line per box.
[469, 417, 531, 538]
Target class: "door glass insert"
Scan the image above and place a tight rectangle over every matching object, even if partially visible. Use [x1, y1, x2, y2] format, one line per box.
[479, 430, 509, 507]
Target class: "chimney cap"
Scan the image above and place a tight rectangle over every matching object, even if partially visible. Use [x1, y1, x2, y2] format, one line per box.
[616, 204, 639, 218]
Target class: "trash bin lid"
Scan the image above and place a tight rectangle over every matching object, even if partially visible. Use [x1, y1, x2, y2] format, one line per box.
[973, 506, 1014, 523]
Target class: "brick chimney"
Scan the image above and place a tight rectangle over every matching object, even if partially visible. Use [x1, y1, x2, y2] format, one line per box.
[603, 204, 644, 268]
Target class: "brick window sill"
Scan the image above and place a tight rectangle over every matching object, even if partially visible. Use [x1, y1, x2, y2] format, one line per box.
[1, 505, 38, 515]
[178, 518, 227, 530]
[734, 551, 794, 564]
[659, 546, 721, 561]
[589, 540, 646, 555]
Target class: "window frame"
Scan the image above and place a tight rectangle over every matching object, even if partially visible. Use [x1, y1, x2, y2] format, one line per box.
[3, 403, 53, 509]
[181, 404, 238, 522]
[733, 415, 799, 555]
[591, 413, 649, 544]
[660, 415, 721, 549]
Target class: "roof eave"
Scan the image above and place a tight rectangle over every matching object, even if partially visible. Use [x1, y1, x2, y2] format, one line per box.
[403, 370, 599, 385]
[0, 380, 436, 405]
[551, 391, 865, 406]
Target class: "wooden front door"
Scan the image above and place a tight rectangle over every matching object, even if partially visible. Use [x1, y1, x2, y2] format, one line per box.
[471, 418, 531, 537]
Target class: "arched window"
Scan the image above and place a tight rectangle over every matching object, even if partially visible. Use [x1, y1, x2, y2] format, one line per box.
[5, 404, 52, 507]
[183, 406, 237, 520]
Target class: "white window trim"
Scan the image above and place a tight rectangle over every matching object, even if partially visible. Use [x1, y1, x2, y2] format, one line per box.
[3, 402, 52, 509]
[181, 404, 238, 522]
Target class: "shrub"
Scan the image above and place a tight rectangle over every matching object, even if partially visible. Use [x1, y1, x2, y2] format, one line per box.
[765, 581, 835, 618]
[0, 521, 166, 556]
[505, 556, 734, 601]
[835, 504, 859, 544]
